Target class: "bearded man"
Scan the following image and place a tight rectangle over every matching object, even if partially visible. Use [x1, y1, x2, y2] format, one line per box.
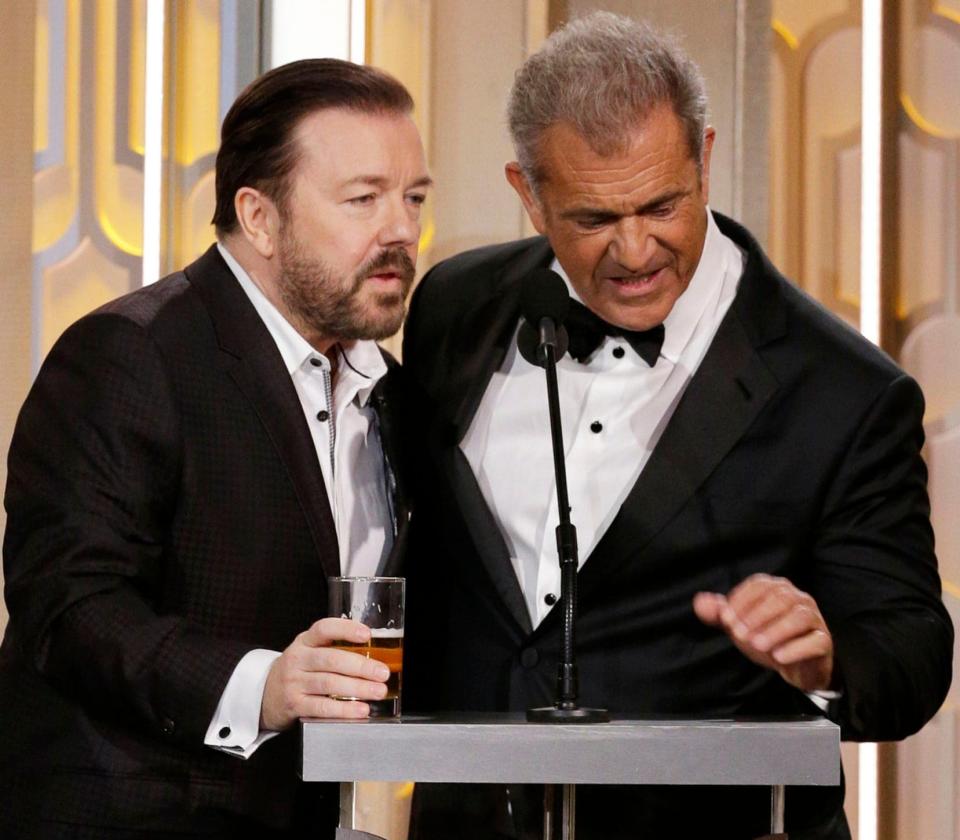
[0, 59, 430, 838]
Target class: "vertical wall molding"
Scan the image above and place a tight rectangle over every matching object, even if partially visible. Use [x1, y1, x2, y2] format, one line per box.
[736, 0, 772, 246]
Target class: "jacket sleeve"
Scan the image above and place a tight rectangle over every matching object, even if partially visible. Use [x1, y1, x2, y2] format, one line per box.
[2, 312, 251, 746]
[811, 373, 953, 740]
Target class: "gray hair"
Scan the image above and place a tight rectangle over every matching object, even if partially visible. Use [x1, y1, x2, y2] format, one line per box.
[508, 12, 708, 187]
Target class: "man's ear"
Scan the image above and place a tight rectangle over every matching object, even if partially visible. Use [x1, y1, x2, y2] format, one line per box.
[234, 187, 280, 259]
[505, 162, 547, 234]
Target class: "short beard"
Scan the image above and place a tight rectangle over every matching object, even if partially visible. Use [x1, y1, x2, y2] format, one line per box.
[276, 231, 416, 344]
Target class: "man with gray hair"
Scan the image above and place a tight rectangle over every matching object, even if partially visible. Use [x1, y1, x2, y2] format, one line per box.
[402, 12, 952, 840]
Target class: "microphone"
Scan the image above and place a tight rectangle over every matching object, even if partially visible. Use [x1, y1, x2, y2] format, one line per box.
[515, 269, 608, 724]
[517, 269, 570, 368]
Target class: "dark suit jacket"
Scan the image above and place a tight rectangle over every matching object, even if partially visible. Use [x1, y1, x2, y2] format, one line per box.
[0, 245, 412, 838]
[401, 213, 953, 839]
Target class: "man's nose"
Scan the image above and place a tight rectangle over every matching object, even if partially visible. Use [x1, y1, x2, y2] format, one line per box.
[378, 196, 420, 248]
[608, 216, 656, 271]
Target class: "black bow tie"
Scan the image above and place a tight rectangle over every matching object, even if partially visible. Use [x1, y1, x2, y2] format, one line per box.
[564, 299, 665, 366]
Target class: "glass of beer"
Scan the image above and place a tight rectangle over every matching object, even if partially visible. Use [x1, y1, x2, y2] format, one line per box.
[328, 576, 405, 717]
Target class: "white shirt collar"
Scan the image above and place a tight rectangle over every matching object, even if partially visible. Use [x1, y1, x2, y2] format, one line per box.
[217, 242, 387, 407]
[549, 207, 742, 364]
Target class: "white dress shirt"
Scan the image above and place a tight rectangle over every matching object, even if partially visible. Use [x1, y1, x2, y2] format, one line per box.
[203, 242, 393, 757]
[462, 209, 744, 627]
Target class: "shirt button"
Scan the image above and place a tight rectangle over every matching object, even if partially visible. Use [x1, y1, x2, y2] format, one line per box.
[218, 726, 232, 739]
[316, 409, 330, 422]
[612, 346, 625, 359]
[544, 593, 558, 606]
[310, 357, 323, 367]
[590, 420, 603, 434]
[520, 648, 539, 669]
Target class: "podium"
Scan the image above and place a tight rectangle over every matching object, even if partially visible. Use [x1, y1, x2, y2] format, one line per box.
[301, 713, 840, 839]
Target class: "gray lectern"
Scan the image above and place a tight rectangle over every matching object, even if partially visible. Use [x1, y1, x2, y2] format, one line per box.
[301, 713, 840, 839]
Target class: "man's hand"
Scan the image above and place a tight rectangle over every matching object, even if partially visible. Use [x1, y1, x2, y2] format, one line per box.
[693, 574, 835, 693]
[260, 618, 390, 731]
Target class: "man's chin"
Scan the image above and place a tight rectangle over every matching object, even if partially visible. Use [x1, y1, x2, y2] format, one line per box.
[339, 304, 407, 342]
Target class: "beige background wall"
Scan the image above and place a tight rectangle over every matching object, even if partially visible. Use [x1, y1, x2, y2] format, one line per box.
[0, 0, 36, 634]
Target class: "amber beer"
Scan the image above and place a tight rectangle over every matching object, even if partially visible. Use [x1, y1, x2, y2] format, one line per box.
[328, 576, 405, 717]
[333, 629, 404, 716]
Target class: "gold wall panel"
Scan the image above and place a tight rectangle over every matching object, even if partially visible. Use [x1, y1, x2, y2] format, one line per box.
[172, 0, 221, 167]
[895, 12, 960, 834]
[41, 236, 131, 353]
[34, 0, 145, 363]
[769, 0, 861, 324]
[368, 0, 434, 363]
[184, 172, 218, 266]
[94, 0, 144, 256]
[33, 0, 81, 254]
[128, 0, 146, 156]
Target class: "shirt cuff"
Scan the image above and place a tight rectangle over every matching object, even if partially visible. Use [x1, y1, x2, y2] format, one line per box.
[204, 648, 282, 759]
[806, 689, 843, 713]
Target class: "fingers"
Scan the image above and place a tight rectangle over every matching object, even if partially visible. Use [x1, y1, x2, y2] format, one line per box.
[692, 591, 726, 625]
[298, 646, 390, 682]
[300, 671, 389, 702]
[260, 626, 392, 731]
[692, 574, 835, 692]
[300, 617, 371, 647]
[300, 696, 372, 720]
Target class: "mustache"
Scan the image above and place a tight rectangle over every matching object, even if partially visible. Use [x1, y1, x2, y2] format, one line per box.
[358, 248, 416, 283]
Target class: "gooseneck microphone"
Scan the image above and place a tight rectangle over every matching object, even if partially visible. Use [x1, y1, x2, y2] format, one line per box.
[518, 269, 608, 724]
[517, 269, 570, 367]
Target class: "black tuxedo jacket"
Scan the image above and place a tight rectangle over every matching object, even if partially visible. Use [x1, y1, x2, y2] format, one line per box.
[0, 245, 411, 837]
[401, 214, 952, 839]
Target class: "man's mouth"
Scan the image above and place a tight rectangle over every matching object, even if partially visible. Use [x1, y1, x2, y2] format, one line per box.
[608, 267, 666, 287]
[367, 269, 403, 282]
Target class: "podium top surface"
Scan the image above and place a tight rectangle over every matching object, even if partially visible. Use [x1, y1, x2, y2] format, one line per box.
[301, 713, 840, 786]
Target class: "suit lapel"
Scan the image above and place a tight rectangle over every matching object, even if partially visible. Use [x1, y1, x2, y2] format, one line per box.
[185, 246, 341, 579]
[576, 216, 788, 603]
[438, 239, 555, 443]
[436, 238, 554, 632]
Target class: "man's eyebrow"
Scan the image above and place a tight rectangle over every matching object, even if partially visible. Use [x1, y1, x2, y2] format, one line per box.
[340, 175, 434, 190]
[558, 188, 688, 220]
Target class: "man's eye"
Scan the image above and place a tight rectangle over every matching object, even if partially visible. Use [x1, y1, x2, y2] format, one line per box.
[348, 194, 377, 206]
[406, 193, 427, 207]
[577, 217, 611, 230]
[648, 203, 676, 219]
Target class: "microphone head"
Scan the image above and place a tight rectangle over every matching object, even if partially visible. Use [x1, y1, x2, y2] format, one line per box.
[520, 268, 570, 327]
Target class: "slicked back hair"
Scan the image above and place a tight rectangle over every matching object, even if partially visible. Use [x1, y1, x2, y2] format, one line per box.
[212, 58, 414, 235]
[508, 12, 708, 190]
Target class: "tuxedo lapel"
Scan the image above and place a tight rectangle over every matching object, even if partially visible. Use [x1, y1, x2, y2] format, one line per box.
[447, 238, 554, 443]
[184, 247, 341, 579]
[432, 238, 554, 632]
[576, 217, 787, 602]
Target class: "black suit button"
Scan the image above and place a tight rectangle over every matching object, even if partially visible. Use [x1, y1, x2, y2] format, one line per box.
[612, 346, 625, 359]
[160, 717, 176, 736]
[520, 648, 539, 668]
[218, 726, 231, 739]
[544, 593, 558, 606]
[590, 421, 603, 434]
[316, 409, 330, 422]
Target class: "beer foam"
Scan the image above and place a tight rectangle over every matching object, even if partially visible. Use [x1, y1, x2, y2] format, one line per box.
[370, 627, 404, 638]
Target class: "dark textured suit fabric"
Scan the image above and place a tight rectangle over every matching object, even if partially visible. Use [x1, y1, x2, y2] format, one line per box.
[401, 213, 953, 840]
[0, 245, 411, 838]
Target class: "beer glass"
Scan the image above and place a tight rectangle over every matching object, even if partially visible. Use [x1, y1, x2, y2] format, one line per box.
[328, 576, 405, 717]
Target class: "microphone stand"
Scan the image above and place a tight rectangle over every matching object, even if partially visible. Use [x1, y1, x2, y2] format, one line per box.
[526, 317, 608, 724]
